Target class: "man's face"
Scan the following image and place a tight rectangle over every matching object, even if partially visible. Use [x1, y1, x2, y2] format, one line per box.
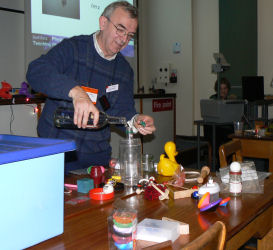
[99, 8, 138, 57]
[220, 83, 229, 99]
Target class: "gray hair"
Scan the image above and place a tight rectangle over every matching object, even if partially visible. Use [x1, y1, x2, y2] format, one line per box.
[101, 1, 138, 19]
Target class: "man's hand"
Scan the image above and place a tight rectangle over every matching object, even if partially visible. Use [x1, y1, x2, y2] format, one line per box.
[68, 86, 99, 128]
[134, 114, 156, 135]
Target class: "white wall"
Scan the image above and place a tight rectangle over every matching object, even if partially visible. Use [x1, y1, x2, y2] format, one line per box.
[258, 0, 273, 118]
[139, 0, 193, 135]
[192, 0, 219, 123]
[0, 0, 25, 88]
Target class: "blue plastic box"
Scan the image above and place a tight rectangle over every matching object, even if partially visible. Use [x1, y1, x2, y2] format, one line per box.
[0, 134, 76, 249]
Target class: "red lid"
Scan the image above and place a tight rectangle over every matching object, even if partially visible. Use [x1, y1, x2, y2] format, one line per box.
[89, 188, 114, 200]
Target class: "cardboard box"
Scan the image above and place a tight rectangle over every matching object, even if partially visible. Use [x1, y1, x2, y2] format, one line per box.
[0, 134, 76, 249]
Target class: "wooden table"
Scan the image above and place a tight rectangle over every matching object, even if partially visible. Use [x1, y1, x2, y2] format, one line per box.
[229, 134, 273, 173]
[27, 173, 273, 250]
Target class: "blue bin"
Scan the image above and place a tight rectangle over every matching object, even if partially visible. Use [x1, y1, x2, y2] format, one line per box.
[0, 134, 76, 249]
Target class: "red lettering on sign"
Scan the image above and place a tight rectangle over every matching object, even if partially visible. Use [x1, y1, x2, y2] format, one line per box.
[152, 99, 173, 112]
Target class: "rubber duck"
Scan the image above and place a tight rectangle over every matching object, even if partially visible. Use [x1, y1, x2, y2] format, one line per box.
[157, 141, 180, 176]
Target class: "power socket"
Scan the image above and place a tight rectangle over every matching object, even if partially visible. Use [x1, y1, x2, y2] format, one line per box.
[157, 63, 169, 85]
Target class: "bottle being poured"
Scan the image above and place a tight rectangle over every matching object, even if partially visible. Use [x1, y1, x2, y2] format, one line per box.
[54, 107, 127, 129]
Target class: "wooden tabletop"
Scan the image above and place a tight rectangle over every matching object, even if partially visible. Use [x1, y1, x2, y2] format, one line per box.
[28, 172, 273, 249]
[229, 133, 273, 141]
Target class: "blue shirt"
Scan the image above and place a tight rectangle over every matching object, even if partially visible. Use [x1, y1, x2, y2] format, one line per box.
[26, 34, 136, 171]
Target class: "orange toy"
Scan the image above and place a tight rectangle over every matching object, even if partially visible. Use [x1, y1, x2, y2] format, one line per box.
[0, 81, 12, 99]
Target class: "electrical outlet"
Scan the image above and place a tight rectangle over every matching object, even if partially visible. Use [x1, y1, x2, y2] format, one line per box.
[157, 63, 169, 85]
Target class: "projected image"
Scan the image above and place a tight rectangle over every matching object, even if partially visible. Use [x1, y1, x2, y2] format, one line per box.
[42, 0, 80, 20]
[30, 0, 134, 57]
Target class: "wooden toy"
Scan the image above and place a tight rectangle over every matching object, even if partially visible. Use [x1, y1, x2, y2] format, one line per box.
[197, 166, 210, 184]
[162, 217, 189, 235]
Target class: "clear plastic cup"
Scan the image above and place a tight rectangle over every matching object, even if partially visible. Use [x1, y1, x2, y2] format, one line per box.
[142, 153, 154, 172]
[233, 121, 244, 136]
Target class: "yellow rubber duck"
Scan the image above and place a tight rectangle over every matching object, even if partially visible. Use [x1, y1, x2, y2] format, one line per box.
[157, 141, 180, 176]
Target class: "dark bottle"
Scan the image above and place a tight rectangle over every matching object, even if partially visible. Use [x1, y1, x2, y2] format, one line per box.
[54, 107, 127, 129]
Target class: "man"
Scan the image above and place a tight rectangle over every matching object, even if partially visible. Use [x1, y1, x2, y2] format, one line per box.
[26, 1, 155, 173]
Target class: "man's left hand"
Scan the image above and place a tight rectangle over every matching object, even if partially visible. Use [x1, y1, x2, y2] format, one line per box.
[134, 114, 156, 135]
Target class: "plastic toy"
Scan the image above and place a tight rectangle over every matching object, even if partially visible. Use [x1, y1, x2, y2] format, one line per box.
[157, 141, 180, 176]
[77, 178, 94, 194]
[199, 198, 222, 212]
[219, 197, 231, 206]
[198, 192, 210, 209]
[197, 192, 230, 212]
[0, 81, 12, 99]
[89, 188, 114, 200]
[19, 82, 33, 98]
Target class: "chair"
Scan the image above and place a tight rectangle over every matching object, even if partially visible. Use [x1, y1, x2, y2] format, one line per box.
[219, 140, 243, 168]
[181, 221, 226, 250]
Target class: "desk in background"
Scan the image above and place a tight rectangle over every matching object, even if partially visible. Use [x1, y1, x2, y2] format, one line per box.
[245, 99, 273, 126]
[229, 133, 273, 173]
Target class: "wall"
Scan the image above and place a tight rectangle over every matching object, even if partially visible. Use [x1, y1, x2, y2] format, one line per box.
[0, 0, 25, 88]
[258, 0, 273, 99]
[138, 0, 193, 135]
[192, 0, 219, 124]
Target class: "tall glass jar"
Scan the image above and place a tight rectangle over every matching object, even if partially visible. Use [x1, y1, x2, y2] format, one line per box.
[229, 162, 242, 196]
[119, 127, 142, 186]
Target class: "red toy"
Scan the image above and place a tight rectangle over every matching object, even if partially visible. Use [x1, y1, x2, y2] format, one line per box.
[0, 81, 12, 99]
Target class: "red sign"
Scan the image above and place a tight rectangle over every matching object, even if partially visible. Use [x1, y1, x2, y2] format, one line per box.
[152, 98, 173, 112]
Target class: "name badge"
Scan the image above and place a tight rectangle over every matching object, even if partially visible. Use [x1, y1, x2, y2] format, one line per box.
[81, 86, 98, 104]
[106, 84, 119, 93]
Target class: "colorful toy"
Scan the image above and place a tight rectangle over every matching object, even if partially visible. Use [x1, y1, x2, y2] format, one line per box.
[197, 192, 230, 212]
[157, 141, 180, 176]
[198, 192, 210, 209]
[199, 198, 222, 212]
[219, 197, 231, 206]
[110, 209, 137, 249]
[142, 178, 168, 201]
[19, 82, 33, 98]
[0, 81, 12, 99]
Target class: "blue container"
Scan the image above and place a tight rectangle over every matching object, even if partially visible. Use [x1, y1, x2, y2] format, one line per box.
[0, 134, 76, 250]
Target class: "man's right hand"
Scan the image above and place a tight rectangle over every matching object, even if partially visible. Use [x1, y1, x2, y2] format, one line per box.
[68, 86, 99, 128]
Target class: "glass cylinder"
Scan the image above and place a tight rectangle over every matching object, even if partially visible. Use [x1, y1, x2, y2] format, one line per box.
[119, 137, 142, 187]
[142, 153, 154, 172]
[108, 209, 137, 250]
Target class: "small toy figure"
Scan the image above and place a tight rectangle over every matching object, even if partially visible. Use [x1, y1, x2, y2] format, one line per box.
[157, 141, 180, 176]
[0, 81, 12, 99]
[19, 82, 33, 98]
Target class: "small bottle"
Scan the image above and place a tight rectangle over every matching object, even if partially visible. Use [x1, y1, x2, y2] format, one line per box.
[54, 107, 127, 129]
[229, 161, 242, 196]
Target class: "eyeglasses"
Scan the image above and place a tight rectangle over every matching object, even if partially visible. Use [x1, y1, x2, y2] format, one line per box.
[105, 17, 136, 41]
